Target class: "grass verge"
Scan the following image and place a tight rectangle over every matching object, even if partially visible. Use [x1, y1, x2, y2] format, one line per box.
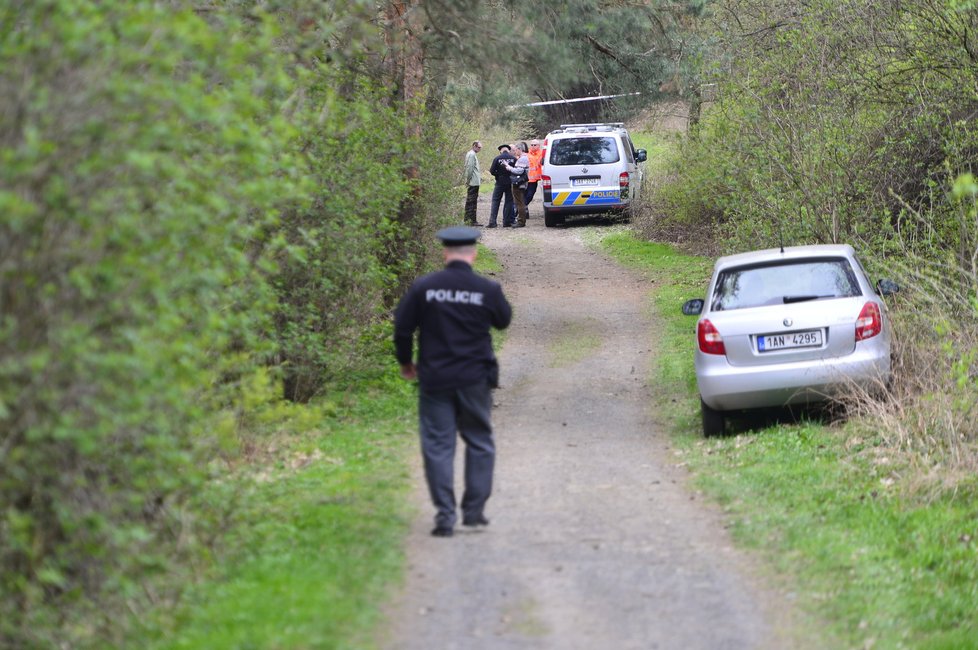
[598, 229, 978, 650]
[132, 373, 417, 650]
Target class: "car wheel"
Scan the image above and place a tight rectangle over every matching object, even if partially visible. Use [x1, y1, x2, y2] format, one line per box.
[544, 208, 559, 228]
[701, 398, 725, 437]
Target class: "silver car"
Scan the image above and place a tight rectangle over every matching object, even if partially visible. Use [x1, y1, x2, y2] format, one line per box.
[682, 244, 898, 436]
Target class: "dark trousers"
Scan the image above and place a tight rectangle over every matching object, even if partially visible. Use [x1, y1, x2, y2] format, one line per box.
[489, 183, 514, 227]
[464, 185, 479, 224]
[524, 181, 539, 206]
[418, 381, 495, 529]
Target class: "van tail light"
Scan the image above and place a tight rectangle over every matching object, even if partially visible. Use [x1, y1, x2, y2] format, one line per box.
[541, 175, 551, 190]
[619, 172, 630, 189]
[855, 302, 882, 341]
[698, 319, 726, 355]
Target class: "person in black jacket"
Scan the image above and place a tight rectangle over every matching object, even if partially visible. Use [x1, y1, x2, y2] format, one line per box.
[394, 226, 513, 537]
[487, 144, 516, 228]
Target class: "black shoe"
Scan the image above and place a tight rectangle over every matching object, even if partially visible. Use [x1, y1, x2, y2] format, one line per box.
[514, 223, 525, 228]
[466, 221, 484, 227]
[431, 526, 454, 537]
[485, 223, 497, 228]
[462, 515, 489, 527]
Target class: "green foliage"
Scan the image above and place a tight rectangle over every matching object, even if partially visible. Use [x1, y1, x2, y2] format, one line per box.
[0, 3, 304, 646]
[846, 176, 978, 469]
[0, 1, 440, 646]
[431, 1, 713, 129]
[132, 373, 417, 650]
[652, 0, 978, 255]
[272, 75, 412, 401]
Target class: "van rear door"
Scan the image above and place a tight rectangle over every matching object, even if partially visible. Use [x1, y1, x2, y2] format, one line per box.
[546, 135, 622, 208]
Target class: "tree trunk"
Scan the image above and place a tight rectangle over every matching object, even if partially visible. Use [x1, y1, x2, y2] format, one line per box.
[384, 0, 428, 287]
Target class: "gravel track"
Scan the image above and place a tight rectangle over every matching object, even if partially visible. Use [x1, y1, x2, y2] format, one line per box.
[380, 199, 802, 650]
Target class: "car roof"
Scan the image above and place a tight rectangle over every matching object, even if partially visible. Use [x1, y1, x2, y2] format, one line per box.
[714, 244, 857, 272]
[548, 123, 629, 136]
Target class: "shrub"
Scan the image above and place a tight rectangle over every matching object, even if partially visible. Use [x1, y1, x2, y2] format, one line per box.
[271, 75, 413, 402]
[845, 175, 978, 488]
[0, 3, 301, 646]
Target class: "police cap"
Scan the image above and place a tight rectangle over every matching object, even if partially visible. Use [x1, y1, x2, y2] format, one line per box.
[497, 144, 510, 151]
[436, 226, 481, 247]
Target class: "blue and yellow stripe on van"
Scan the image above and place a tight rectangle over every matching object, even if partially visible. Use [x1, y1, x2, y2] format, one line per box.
[549, 189, 621, 206]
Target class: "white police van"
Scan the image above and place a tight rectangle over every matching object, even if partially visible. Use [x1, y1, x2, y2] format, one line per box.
[541, 123, 647, 228]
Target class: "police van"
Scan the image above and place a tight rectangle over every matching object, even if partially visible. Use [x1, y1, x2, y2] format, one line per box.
[541, 123, 647, 228]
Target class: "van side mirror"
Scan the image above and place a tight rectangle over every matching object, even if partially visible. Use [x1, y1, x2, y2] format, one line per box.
[635, 149, 647, 163]
[682, 299, 704, 315]
[876, 279, 900, 296]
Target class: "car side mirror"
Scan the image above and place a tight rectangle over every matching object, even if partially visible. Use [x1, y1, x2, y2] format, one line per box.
[876, 279, 900, 296]
[635, 149, 647, 163]
[682, 299, 704, 315]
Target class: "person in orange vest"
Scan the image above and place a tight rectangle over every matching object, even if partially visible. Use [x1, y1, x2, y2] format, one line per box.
[523, 139, 545, 215]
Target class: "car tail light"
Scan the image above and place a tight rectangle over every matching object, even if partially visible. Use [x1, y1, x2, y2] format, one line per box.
[698, 319, 726, 355]
[619, 172, 629, 188]
[855, 302, 882, 341]
[542, 175, 551, 190]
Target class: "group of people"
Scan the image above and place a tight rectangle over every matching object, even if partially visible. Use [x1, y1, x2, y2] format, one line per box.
[463, 139, 545, 228]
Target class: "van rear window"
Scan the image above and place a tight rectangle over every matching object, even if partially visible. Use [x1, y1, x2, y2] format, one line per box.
[549, 137, 620, 165]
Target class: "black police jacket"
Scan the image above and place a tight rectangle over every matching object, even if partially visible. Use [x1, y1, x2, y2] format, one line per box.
[488, 152, 516, 186]
[394, 260, 512, 391]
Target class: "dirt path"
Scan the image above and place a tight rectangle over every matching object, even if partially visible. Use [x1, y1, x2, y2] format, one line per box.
[380, 199, 801, 649]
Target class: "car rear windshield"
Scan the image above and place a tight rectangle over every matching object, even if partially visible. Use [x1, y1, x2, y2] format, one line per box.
[549, 137, 620, 165]
[711, 258, 862, 311]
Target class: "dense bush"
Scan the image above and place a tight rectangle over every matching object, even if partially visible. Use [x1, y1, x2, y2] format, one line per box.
[845, 177, 978, 481]
[0, 2, 437, 646]
[0, 4, 300, 646]
[652, 0, 978, 253]
[272, 76, 412, 401]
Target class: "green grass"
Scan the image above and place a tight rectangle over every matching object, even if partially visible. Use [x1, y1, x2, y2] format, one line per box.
[134, 375, 417, 650]
[628, 131, 676, 177]
[599, 230, 978, 650]
[476, 241, 503, 274]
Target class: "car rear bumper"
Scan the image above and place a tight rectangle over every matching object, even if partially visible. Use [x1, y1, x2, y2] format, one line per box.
[696, 345, 891, 411]
[543, 203, 629, 215]
[543, 187, 630, 214]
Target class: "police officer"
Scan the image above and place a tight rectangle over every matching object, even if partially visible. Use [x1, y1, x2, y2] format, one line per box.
[487, 144, 516, 228]
[394, 226, 512, 537]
